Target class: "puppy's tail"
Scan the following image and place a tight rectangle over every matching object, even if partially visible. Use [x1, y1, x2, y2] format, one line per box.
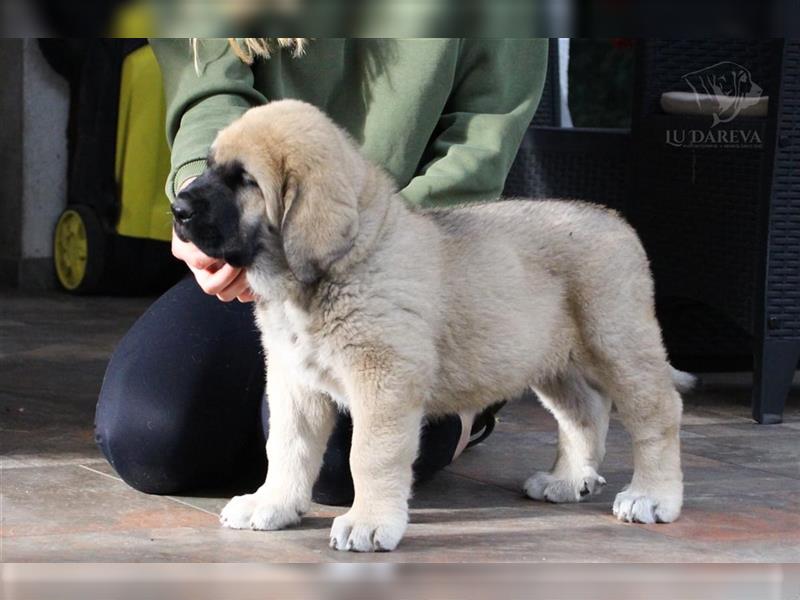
[670, 365, 698, 394]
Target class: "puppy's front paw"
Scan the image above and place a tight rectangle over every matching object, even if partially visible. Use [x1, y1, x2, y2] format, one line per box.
[329, 508, 407, 552]
[612, 484, 682, 524]
[220, 493, 302, 531]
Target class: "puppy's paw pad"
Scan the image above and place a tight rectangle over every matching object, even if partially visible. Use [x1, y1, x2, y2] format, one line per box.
[329, 510, 407, 552]
[523, 469, 606, 503]
[612, 488, 681, 524]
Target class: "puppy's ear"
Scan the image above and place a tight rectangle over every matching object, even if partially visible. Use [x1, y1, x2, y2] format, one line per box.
[280, 170, 359, 285]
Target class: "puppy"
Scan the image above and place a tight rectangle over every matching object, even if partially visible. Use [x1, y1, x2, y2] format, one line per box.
[173, 100, 689, 552]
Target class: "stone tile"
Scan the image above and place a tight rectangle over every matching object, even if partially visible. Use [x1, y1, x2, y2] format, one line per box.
[680, 434, 800, 480]
[682, 373, 800, 424]
[0, 391, 102, 467]
[88, 459, 717, 562]
[4, 528, 325, 562]
[92, 458, 550, 531]
[0, 463, 327, 562]
[682, 421, 796, 438]
[0, 357, 109, 400]
[447, 431, 559, 494]
[89, 460, 234, 517]
[2, 465, 210, 532]
[336, 512, 748, 563]
[2, 290, 800, 562]
[640, 498, 800, 562]
[490, 392, 557, 433]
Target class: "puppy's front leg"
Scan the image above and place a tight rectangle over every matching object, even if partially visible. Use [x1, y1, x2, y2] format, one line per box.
[220, 356, 336, 531]
[330, 380, 423, 552]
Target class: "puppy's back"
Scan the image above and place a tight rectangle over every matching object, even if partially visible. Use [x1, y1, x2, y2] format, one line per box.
[424, 198, 639, 266]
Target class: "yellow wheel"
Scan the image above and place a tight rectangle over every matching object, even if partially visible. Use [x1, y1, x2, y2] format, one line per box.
[53, 205, 106, 293]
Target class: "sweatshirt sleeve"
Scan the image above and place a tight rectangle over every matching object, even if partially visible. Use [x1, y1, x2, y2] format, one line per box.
[399, 39, 548, 207]
[150, 38, 268, 201]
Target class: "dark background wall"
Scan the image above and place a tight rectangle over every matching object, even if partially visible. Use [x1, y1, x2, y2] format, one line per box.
[0, 40, 24, 286]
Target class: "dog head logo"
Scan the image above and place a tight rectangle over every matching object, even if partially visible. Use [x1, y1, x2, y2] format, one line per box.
[682, 62, 763, 127]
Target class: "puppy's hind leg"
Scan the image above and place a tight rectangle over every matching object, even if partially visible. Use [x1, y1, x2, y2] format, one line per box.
[524, 366, 611, 503]
[574, 223, 683, 523]
[585, 306, 684, 523]
[601, 360, 684, 524]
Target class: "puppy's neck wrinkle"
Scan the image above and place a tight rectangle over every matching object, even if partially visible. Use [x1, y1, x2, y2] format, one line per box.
[360, 189, 394, 254]
[329, 166, 396, 278]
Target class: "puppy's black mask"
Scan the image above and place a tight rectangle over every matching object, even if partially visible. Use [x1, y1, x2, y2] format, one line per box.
[172, 161, 260, 269]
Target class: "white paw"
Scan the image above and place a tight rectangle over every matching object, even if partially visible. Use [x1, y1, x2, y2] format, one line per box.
[329, 508, 407, 552]
[219, 493, 302, 531]
[612, 485, 682, 524]
[523, 467, 607, 503]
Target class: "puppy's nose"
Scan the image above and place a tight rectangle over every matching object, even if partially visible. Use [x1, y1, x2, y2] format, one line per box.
[171, 197, 195, 223]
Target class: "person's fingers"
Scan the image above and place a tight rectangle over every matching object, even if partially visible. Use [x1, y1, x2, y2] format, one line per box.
[171, 229, 220, 271]
[216, 270, 250, 302]
[237, 288, 256, 303]
[187, 251, 221, 272]
[191, 268, 220, 296]
[188, 264, 210, 293]
[196, 263, 241, 296]
[171, 228, 246, 300]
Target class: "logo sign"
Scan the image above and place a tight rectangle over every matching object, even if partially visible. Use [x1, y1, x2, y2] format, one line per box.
[682, 61, 764, 128]
[664, 61, 765, 149]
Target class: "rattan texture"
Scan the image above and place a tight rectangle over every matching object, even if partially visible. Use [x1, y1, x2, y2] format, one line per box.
[765, 40, 800, 340]
[630, 40, 786, 360]
[503, 129, 630, 212]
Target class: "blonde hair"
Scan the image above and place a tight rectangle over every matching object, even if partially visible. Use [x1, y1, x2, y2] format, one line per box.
[228, 38, 307, 63]
[191, 38, 307, 72]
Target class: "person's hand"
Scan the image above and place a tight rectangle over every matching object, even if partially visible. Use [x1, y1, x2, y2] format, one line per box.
[171, 231, 255, 302]
[172, 177, 255, 303]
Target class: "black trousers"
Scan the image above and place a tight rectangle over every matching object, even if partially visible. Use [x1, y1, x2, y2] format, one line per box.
[94, 275, 462, 505]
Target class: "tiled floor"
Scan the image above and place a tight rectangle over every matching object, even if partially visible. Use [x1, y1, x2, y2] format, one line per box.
[1, 290, 798, 562]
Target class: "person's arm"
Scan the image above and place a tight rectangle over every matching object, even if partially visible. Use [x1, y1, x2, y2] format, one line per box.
[150, 38, 268, 201]
[151, 38, 263, 301]
[400, 39, 548, 207]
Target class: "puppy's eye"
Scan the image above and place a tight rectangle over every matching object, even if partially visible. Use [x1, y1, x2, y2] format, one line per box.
[267, 224, 278, 235]
[242, 173, 259, 188]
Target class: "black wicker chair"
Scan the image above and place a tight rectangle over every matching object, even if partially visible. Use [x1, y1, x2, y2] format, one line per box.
[629, 40, 799, 424]
[505, 39, 799, 424]
[504, 41, 632, 212]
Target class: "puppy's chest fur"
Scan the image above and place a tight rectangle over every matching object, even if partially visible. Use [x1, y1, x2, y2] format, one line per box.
[255, 292, 352, 408]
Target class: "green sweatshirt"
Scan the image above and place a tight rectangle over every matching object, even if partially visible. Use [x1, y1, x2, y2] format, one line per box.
[151, 38, 547, 206]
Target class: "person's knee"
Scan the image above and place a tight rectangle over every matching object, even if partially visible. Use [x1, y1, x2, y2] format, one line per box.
[94, 274, 264, 496]
[95, 365, 197, 495]
[94, 410, 187, 495]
